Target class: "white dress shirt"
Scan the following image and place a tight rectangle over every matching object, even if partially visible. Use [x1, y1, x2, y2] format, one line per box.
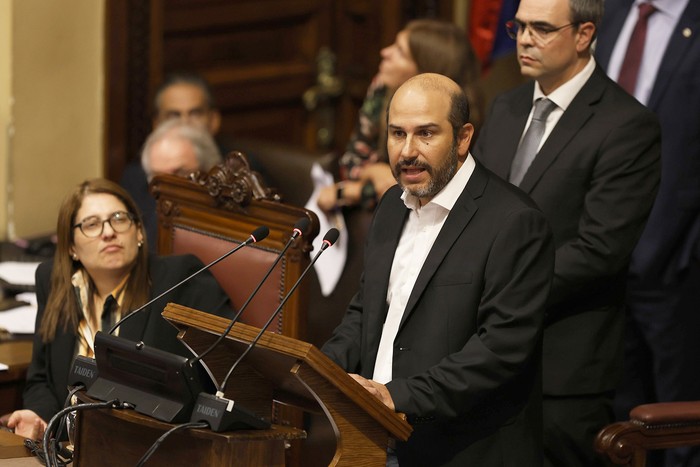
[372, 153, 476, 384]
[521, 56, 596, 153]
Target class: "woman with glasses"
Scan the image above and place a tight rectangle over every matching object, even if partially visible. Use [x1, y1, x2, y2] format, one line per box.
[5, 178, 232, 439]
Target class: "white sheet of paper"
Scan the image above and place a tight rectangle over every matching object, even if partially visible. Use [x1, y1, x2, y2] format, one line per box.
[305, 163, 348, 296]
[0, 293, 37, 334]
[0, 261, 40, 286]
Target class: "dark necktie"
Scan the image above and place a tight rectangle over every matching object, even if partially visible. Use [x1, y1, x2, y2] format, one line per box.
[617, 2, 656, 95]
[509, 98, 557, 186]
[101, 295, 117, 332]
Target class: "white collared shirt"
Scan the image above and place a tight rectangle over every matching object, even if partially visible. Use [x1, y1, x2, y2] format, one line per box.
[520, 56, 596, 153]
[606, 0, 689, 105]
[372, 154, 476, 384]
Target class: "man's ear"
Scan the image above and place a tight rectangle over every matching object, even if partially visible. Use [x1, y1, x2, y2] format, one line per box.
[577, 22, 596, 53]
[458, 123, 475, 158]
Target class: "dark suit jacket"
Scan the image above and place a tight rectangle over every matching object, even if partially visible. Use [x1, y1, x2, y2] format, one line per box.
[473, 65, 661, 395]
[23, 254, 232, 422]
[596, 0, 700, 288]
[322, 162, 554, 467]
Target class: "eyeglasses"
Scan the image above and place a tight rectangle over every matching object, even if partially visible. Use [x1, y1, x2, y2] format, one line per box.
[505, 19, 579, 44]
[73, 211, 134, 238]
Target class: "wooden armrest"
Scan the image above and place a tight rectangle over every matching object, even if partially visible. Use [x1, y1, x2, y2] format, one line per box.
[596, 402, 700, 466]
[631, 401, 700, 425]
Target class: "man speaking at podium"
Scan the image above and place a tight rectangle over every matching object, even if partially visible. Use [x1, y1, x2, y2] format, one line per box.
[322, 73, 554, 467]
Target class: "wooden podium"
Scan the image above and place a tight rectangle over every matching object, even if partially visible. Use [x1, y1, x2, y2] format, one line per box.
[73, 304, 411, 466]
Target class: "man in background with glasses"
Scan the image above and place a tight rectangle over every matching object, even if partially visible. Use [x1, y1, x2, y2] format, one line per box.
[473, 0, 661, 465]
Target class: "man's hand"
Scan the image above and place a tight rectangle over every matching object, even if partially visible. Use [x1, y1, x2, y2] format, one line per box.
[349, 374, 395, 411]
[7, 410, 47, 439]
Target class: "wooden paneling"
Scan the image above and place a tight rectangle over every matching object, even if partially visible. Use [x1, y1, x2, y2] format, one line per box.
[158, 0, 331, 149]
[104, 0, 454, 183]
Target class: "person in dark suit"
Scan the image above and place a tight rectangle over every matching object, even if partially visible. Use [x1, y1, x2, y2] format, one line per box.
[322, 73, 554, 467]
[6, 179, 232, 438]
[595, 1, 700, 465]
[472, 0, 661, 466]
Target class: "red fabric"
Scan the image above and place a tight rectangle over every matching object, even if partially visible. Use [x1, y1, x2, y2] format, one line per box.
[469, 0, 504, 68]
[617, 3, 656, 95]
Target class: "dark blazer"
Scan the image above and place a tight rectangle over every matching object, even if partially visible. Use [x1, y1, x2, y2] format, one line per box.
[322, 162, 554, 467]
[473, 65, 661, 395]
[596, 0, 700, 287]
[23, 254, 232, 422]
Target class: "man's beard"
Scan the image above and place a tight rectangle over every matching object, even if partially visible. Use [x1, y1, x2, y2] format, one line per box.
[393, 142, 458, 200]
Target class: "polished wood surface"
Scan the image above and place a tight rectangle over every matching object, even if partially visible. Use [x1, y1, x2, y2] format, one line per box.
[0, 339, 33, 416]
[0, 430, 33, 460]
[73, 393, 304, 467]
[163, 303, 412, 467]
[596, 402, 700, 466]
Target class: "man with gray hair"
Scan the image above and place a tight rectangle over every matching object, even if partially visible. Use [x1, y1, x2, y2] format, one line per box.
[141, 119, 221, 181]
[474, 0, 661, 465]
[127, 119, 221, 248]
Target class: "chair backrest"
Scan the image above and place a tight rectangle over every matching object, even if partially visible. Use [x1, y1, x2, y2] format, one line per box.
[150, 152, 319, 340]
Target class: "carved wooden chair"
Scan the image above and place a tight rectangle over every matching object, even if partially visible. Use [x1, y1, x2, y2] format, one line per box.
[151, 151, 322, 466]
[596, 402, 700, 466]
[150, 151, 319, 341]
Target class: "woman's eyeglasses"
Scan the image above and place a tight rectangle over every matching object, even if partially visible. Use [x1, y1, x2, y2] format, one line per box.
[73, 211, 134, 238]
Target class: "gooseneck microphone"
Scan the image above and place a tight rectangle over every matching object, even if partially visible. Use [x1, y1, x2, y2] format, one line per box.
[69, 225, 269, 393]
[220, 227, 339, 394]
[79, 226, 270, 424]
[190, 217, 311, 368]
[108, 225, 269, 335]
[189, 228, 339, 432]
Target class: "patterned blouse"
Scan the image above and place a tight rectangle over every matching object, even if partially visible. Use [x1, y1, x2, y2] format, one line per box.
[72, 269, 127, 358]
[338, 78, 388, 182]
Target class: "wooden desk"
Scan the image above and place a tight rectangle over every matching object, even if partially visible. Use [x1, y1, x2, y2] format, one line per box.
[0, 338, 33, 415]
[0, 430, 33, 460]
[74, 393, 306, 467]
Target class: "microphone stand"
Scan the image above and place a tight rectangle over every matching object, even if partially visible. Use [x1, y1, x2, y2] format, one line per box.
[190, 228, 340, 432]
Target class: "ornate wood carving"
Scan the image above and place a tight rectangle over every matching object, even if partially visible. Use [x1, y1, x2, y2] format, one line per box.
[195, 151, 280, 212]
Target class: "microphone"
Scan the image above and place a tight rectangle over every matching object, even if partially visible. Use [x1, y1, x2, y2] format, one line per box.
[70, 226, 268, 395]
[189, 217, 311, 368]
[108, 225, 269, 335]
[189, 228, 339, 432]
